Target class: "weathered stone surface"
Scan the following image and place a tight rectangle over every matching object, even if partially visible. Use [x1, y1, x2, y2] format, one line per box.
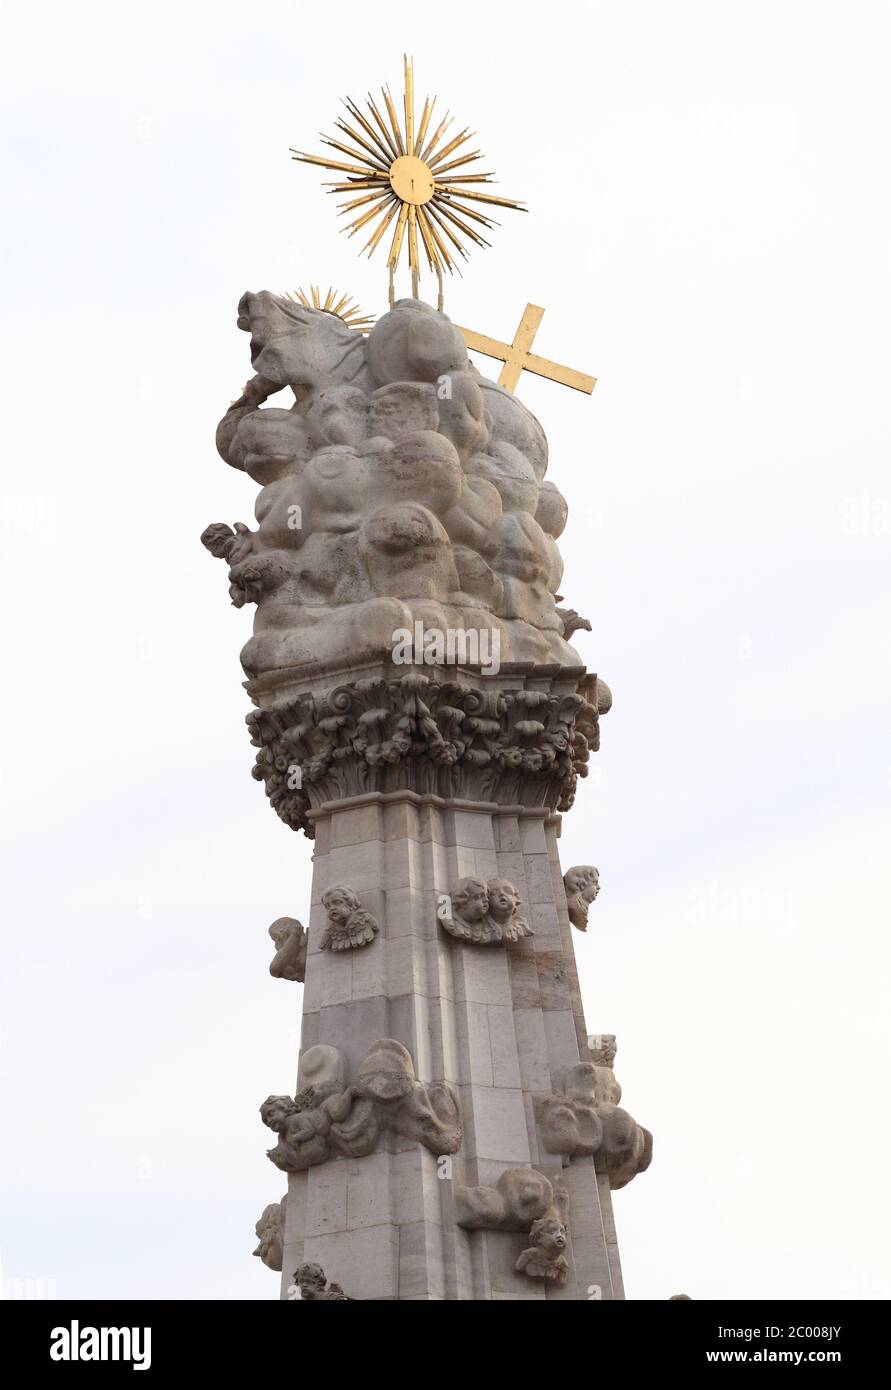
[288, 1262, 350, 1301]
[455, 1166, 559, 1231]
[516, 1214, 570, 1287]
[455, 1167, 570, 1290]
[437, 875, 533, 945]
[563, 865, 600, 931]
[319, 886, 379, 952]
[253, 1196, 286, 1271]
[268, 917, 306, 982]
[536, 1062, 603, 1159]
[201, 293, 649, 1299]
[247, 666, 608, 836]
[203, 297, 600, 677]
[261, 1038, 462, 1173]
[587, 1039, 653, 1190]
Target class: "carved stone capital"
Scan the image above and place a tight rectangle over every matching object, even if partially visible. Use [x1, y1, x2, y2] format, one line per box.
[246, 663, 609, 836]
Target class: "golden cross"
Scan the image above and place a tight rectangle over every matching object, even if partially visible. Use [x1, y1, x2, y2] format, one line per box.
[456, 303, 596, 396]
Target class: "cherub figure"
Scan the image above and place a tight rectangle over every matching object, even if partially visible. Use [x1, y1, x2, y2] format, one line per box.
[438, 876, 534, 946]
[319, 886, 379, 952]
[486, 877, 533, 943]
[443, 876, 490, 943]
[260, 1045, 348, 1171]
[288, 1262, 349, 1301]
[515, 1214, 570, 1286]
[564, 865, 600, 931]
[252, 1198, 286, 1271]
[268, 917, 306, 982]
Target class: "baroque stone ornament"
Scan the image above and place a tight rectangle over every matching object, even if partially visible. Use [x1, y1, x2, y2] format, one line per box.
[516, 1214, 570, 1287]
[268, 917, 306, 982]
[204, 297, 591, 675]
[288, 1263, 349, 1301]
[253, 1197, 286, 1271]
[588, 1038, 653, 1190]
[261, 1039, 462, 1173]
[201, 293, 613, 836]
[536, 1062, 603, 1161]
[535, 1050, 652, 1190]
[563, 865, 600, 931]
[455, 1167, 570, 1288]
[319, 886, 379, 952]
[247, 668, 608, 837]
[438, 875, 533, 945]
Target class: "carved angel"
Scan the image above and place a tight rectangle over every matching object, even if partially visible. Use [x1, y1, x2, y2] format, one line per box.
[268, 916, 306, 983]
[320, 885, 379, 952]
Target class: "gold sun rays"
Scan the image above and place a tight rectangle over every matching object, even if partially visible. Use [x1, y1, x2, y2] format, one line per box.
[288, 286, 375, 331]
[290, 55, 525, 306]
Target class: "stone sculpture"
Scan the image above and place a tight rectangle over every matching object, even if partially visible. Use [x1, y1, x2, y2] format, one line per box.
[268, 917, 306, 982]
[455, 1167, 570, 1287]
[201, 273, 648, 1298]
[319, 886, 379, 952]
[535, 1050, 651, 1189]
[253, 1197, 286, 1271]
[261, 1039, 462, 1172]
[536, 1062, 603, 1160]
[288, 1262, 349, 1301]
[588, 1038, 653, 1190]
[248, 670, 609, 836]
[438, 875, 533, 945]
[563, 865, 600, 931]
[202, 297, 596, 679]
[516, 1215, 570, 1287]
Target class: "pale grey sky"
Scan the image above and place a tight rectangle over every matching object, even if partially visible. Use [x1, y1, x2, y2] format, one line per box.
[1, 0, 889, 1300]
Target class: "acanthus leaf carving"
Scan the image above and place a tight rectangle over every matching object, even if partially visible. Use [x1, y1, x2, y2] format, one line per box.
[247, 670, 605, 836]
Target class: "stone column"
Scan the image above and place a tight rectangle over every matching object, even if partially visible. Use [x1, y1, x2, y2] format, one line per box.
[249, 660, 650, 1300]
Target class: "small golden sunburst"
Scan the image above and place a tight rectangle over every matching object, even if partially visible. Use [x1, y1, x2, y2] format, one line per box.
[291, 55, 525, 306]
[288, 286, 375, 331]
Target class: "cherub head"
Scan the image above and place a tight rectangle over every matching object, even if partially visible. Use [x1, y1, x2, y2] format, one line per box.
[528, 1215, 567, 1258]
[487, 878, 521, 924]
[322, 885, 361, 926]
[566, 865, 599, 899]
[292, 1262, 327, 1299]
[231, 408, 308, 484]
[564, 865, 600, 930]
[253, 1200, 284, 1270]
[305, 384, 368, 449]
[451, 877, 489, 924]
[260, 1094, 297, 1133]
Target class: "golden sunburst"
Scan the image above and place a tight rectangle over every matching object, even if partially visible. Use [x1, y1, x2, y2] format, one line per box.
[290, 55, 525, 307]
[288, 285, 375, 331]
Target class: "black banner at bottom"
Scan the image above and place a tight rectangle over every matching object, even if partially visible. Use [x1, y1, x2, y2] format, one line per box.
[1, 1299, 884, 1373]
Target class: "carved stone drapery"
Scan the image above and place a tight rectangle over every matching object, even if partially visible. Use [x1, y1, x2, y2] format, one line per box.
[455, 1167, 571, 1288]
[247, 665, 609, 836]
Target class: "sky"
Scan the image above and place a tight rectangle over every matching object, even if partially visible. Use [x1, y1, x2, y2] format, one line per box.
[1, 0, 889, 1301]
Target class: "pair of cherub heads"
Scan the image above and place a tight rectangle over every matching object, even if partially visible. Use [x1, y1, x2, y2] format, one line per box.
[440, 875, 533, 946]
